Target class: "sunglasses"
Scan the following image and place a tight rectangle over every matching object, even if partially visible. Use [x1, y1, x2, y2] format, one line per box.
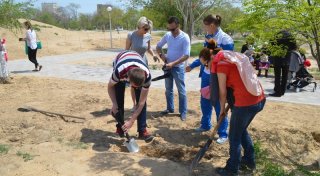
[144, 28, 150, 31]
[167, 28, 177, 32]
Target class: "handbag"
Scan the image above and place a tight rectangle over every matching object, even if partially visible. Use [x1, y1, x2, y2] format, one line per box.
[37, 41, 42, 49]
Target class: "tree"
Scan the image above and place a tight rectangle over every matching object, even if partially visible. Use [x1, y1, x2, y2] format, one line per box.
[140, 0, 182, 30]
[208, 2, 243, 33]
[231, 0, 320, 70]
[122, 8, 140, 30]
[124, 0, 235, 41]
[174, 0, 236, 41]
[0, 0, 34, 31]
[79, 13, 93, 30]
[37, 12, 58, 26]
[66, 3, 80, 20]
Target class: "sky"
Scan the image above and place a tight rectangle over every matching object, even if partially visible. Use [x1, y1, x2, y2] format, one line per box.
[15, 0, 126, 14]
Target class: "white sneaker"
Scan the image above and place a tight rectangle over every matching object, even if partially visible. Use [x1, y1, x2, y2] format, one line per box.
[216, 137, 228, 144]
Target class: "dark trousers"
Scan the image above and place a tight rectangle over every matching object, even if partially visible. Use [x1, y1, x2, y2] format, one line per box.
[274, 58, 289, 95]
[27, 47, 38, 68]
[226, 99, 266, 173]
[115, 82, 147, 132]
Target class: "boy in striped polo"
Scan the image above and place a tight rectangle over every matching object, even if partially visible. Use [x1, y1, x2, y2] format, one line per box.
[108, 50, 154, 142]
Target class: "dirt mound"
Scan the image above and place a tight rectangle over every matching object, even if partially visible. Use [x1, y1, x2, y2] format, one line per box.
[255, 128, 320, 167]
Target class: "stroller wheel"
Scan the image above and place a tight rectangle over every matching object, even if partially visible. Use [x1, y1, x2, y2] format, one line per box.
[287, 85, 291, 90]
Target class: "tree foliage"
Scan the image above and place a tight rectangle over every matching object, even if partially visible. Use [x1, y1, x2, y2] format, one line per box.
[0, 0, 34, 32]
[230, 0, 320, 70]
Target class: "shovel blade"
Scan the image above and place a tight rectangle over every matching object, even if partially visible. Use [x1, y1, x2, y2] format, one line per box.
[123, 138, 139, 153]
[190, 139, 213, 173]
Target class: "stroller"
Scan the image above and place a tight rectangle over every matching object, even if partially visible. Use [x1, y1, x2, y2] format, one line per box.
[287, 66, 317, 92]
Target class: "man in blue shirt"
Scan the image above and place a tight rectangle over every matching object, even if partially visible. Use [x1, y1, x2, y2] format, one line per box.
[156, 16, 191, 121]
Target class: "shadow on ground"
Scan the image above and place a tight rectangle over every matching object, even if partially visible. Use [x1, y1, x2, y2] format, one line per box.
[80, 128, 126, 152]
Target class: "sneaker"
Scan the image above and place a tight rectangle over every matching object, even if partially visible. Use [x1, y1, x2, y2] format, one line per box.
[194, 127, 210, 132]
[216, 137, 228, 144]
[116, 127, 125, 138]
[160, 109, 174, 116]
[138, 129, 154, 143]
[180, 114, 186, 121]
[215, 167, 238, 176]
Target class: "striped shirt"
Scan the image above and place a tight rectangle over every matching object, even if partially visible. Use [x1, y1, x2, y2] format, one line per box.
[111, 50, 151, 88]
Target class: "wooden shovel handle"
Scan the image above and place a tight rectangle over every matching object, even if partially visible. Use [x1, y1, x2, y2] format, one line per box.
[210, 104, 230, 139]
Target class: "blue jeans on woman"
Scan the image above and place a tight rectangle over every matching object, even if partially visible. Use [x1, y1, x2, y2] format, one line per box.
[165, 65, 187, 117]
[225, 99, 266, 173]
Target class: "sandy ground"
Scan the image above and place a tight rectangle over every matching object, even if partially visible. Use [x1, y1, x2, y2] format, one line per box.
[0, 75, 319, 176]
[0, 20, 162, 60]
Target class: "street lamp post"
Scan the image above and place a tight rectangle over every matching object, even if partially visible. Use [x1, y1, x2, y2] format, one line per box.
[107, 6, 113, 48]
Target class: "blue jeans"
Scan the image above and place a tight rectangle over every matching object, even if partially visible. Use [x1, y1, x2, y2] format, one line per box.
[226, 99, 266, 173]
[165, 66, 187, 116]
[115, 82, 147, 132]
[200, 97, 228, 138]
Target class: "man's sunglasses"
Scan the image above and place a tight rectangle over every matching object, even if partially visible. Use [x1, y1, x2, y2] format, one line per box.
[167, 28, 177, 32]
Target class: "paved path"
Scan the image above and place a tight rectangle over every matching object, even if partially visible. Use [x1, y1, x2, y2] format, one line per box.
[8, 50, 320, 106]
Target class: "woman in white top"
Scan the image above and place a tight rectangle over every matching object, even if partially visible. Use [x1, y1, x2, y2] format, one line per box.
[20, 21, 42, 71]
[125, 17, 159, 111]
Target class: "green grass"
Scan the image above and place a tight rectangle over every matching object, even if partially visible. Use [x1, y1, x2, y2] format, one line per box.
[0, 144, 10, 155]
[190, 39, 245, 57]
[16, 151, 36, 162]
[234, 39, 245, 52]
[190, 43, 203, 57]
[254, 141, 320, 176]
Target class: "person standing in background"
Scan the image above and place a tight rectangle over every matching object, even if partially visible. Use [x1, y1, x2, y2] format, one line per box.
[156, 16, 190, 121]
[203, 14, 234, 51]
[0, 37, 9, 83]
[201, 14, 234, 144]
[126, 17, 160, 112]
[19, 21, 42, 72]
[269, 30, 296, 97]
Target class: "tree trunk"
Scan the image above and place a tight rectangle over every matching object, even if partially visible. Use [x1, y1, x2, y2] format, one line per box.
[315, 41, 320, 71]
[183, 16, 188, 33]
[186, 0, 193, 42]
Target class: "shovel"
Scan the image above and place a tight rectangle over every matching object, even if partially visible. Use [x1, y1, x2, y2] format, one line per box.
[190, 105, 230, 173]
[151, 65, 171, 82]
[112, 111, 139, 153]
[151, 72, 171, 81]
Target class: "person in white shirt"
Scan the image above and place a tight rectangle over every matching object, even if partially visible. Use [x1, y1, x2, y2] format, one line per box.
[156, 16, 191, 121]
[20, 21, 42, 71]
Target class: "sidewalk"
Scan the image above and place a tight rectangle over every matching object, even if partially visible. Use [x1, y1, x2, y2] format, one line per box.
[8, 50, 320, 106]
